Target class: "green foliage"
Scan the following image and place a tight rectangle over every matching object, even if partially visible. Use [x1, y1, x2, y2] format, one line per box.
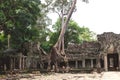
[0, 0, 41, 28]
[52, 19, 61, 32]
[51, 0, 71, 11]
[0, 32, 7, 50]
[50, 19, 96, 48]
[0, 32, 5, 42]
[49, 31, 60, 46]
[0, 0, 91, 53]
[0, 0, 50, 49]
[40, 41, 52, 53]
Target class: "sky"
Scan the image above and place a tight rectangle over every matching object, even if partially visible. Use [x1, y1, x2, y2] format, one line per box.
[48, 0, 120, 34]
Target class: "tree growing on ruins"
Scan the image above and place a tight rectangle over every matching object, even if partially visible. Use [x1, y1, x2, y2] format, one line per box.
[49, 0, 88, 71]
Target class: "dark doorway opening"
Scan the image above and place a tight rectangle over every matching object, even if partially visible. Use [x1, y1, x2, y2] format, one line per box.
[107, 53, 118, 71]
[68, 61, 75, 68]
[78, 61, 82, 68]
[59, 62, 66, 68]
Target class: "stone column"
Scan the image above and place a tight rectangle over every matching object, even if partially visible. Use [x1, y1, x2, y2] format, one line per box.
[118, 53, 120, 69]
[10, 57, 13, 70]
[104, 54, 108, 71]
[24, 57, 26, 69]
[91, 59, 93, 68]
[23, 57, 25, 70]
[75, 60, 78, 68]
[97, 56, 101, 68]
[19, 57, 22, 70]
[82, 59, 85, 68]
[4, 64, 6, 71]
[13, 57, 15, 69]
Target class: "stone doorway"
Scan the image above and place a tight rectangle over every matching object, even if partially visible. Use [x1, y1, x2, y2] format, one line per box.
[107, 53, 119, 71]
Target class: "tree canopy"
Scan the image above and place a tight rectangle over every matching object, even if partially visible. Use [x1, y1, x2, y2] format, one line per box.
[50, 19, 96, 48]
[0, 0, 94, 53]
[0, 0, 50, 49]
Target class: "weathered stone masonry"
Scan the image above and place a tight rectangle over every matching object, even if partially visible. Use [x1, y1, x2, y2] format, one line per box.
[66, 32, 120, 71]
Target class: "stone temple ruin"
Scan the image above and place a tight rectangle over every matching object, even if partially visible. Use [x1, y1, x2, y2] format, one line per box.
[65, 32, 120, 71]
[0, 32, 120, 72]
[0, 42, 48, 72]
[65, 41, 100, 72]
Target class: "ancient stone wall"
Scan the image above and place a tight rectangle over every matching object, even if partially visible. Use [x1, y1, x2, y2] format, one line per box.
[66, 41, 100, 60]
[97, 32, 120, 53]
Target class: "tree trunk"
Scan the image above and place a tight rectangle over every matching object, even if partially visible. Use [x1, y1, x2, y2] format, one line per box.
[50, 0, 77, 72]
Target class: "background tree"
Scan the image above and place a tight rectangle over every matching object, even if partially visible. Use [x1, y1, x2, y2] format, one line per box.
[50, 19, 95, 48]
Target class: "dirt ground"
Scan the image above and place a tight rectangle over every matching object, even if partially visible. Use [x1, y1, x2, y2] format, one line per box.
[19, 71, 120, 80]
